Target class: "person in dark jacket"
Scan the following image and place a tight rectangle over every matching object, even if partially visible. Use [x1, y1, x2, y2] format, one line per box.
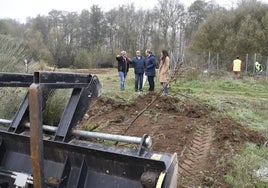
[116, 51, 131, 91]
[145, 49, 156, 92]
[131, 50, 146, 92]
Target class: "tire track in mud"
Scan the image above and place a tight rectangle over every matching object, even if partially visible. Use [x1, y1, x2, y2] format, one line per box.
[178, 124, 213, 183]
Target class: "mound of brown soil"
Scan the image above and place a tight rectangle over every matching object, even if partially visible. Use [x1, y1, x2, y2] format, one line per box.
[79, 92, 266, 187]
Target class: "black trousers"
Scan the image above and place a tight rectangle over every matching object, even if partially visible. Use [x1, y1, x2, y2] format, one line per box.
[147, 76, 155, 91]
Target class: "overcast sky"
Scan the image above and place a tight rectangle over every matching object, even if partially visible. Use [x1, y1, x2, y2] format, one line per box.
[0, 0, 267, 23]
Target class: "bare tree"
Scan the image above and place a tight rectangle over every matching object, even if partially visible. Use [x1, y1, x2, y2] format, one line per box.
[139, 10, 156, 53]
[156, 0, 185, 51]
[88, 5, 106, 49]
[105, 9, 119, 55]
[79, 10, 91, 50]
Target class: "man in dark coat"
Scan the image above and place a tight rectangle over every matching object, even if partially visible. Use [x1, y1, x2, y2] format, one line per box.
[131, 50, 146, 92]
[145, 49, 156, 92]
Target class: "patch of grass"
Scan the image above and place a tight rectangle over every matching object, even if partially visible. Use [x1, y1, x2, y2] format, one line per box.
[43, 89, 72, 126]
[226, 142, 268, 187]
[149, 111, 161, 123]
[0, 88, 27, 119]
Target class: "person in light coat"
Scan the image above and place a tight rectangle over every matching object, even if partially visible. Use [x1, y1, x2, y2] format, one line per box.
[158, 49, 170, 94]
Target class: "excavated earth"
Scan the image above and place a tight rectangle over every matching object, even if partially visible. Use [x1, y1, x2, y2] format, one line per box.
[78, 92, 266, 187]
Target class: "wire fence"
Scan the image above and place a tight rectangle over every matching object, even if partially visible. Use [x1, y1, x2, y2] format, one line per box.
[169, 52, 268, 78]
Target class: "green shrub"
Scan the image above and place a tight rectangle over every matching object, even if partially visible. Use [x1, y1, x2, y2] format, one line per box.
[42, 89, 72, 126]
[74, 49, 91, 68]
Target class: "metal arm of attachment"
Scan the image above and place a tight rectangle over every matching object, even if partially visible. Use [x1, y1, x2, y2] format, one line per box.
[0, 118, 152, 148]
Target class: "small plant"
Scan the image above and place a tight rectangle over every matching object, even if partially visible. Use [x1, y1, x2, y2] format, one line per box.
[84, 123, 97, 131]
[218, 156, 226, 165]
[149, 111, 161, 123]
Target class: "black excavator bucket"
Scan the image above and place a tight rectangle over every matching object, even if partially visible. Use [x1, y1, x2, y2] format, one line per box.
[0, 71, 178, 188]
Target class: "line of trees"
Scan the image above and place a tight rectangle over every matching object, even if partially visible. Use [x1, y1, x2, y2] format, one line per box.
[0, 0, 268, 71]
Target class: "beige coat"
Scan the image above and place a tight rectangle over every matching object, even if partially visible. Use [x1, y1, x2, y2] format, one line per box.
[158, 56, 170, 82]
